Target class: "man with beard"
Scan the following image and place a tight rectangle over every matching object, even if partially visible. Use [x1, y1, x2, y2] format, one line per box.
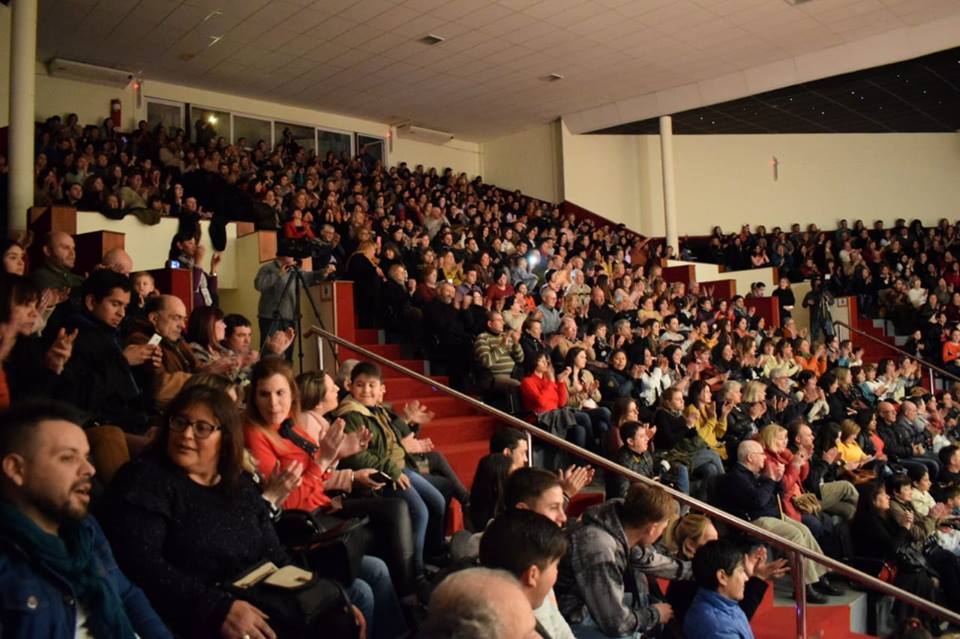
[0, 401, 171, 638]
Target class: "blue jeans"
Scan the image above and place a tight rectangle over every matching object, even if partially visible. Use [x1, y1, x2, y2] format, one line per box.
[389, 468, 446, 575]
[571, 613, 642, 639]
[346, 556, 408, 639]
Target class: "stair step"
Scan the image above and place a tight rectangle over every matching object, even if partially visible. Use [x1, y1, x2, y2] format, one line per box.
[386, 396, 475, 419]
[355, 329, 381, 344]
[420, 415, 500, 445]
[382, 376, 451, 398]
[359, 343, 405, 358]
[440, 441, 490, 487]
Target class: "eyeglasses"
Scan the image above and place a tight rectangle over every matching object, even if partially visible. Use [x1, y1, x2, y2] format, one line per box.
[169, 416, 221, 439]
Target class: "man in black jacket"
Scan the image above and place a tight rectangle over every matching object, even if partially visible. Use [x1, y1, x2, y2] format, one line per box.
[57, 270, 159, 437]
[425, 281, 473, 386]
[382, 263, 425, 357]
[877, 401, 938, 478]
[716, 439, 840, 603]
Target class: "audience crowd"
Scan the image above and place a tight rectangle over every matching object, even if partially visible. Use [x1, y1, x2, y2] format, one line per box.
[3, 111, 960, 638]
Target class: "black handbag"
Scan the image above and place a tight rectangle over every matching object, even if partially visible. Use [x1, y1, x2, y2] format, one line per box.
[223, 560, 359, 639]
[275, 509, 368, 586]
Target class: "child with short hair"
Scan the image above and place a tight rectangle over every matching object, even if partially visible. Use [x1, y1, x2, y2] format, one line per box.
[336, 361, 446, 577]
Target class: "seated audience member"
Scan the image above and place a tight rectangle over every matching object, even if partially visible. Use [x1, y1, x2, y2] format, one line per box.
[381, 262, 425, 357]
[167, 232, 219, 309]
[473, 310, 524, 395]
[345, 240, 385, 329]
[220, 313, 293, 384]
[336, 362, 446, 577]
[59, 269, 156, 436]
[654, 387, 724, 498]
[877, 401, 939, 479]
[852, 481, 942, 628]
[98, 248, 134, 277]
[128, 295, 232, 410]
[794, 421, 860, 522]
[0, 401, 172, 638]
[491, 427, 530, 471]
[717, 440, 843, 604]
[29, 231, 83, 293]
[663, 514, 787, 637]
[537, 288, 562, 336]
[479, 509, 570, 639]
[608, 421, 690, 498]
[2, 238, 26, 275]
[185, 306, 235, 370]
[556, 483, 685, 638]
[684, 539, 756, 639]
[98, 385, 384, 638]
[244, 358, 417, 597]
[420, 567, 537, 639]
[520, 316, 550, 365]
[2, 275, 76, 403]
[466, 453, 514, 534]
[520, 352, 592, 452]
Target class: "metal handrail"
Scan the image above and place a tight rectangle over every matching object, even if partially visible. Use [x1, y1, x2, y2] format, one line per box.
[309, 325, 960, 635]
[833, 319, 960, 385]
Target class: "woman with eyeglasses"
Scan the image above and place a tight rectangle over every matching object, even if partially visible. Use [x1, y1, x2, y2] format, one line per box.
[98, 385, 388, 639]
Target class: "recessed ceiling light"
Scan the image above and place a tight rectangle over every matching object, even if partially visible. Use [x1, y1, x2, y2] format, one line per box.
[783, 0, 815, 5]
[543, 73, 565, 82]
[419, 34, 445, 46]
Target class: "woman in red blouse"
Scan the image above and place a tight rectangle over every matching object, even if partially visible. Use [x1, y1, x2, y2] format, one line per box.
[519, 352, 590, 450]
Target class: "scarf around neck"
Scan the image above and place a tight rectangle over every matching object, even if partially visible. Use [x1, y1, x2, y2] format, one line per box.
[0, 501, 135, 638]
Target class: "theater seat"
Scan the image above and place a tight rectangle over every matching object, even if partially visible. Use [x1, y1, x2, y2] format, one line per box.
[86, 425, 130, 485]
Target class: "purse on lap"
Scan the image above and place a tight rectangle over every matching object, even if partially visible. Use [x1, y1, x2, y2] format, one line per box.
[223, 560, 359, 639]
[275, 509, 368, 586]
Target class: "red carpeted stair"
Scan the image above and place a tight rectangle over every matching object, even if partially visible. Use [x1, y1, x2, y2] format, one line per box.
[351, 328, 497, 523]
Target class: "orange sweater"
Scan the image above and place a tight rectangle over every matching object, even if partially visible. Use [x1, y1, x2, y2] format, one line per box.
[243, 419, 332, 511]
[944, 341, 960, 364]
[795, 353, 827, 376]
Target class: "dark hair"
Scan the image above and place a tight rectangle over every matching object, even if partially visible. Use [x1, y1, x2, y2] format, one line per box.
[154, 385, 244, 489]
[619, 420, 645, 443]
[906, 464, 929, 484]
[185, 305, 224, 348]
[504, 466, 563, 510]
[886, 473, 913, 497]
[938, 445, 959, 468]
[350, 361, 382, 383]
[692, 539, 745, 591]
[490, 428, 525, 455]
[479, 509, 568, 577]
[81, 268, 131, 302]
[620, 483, 677, 530]
[0, 399, 87, 458]
[223, 313, 252, 339]
[564, 347, 586, 370]
[469, 454, 513, 527]
[143, 294, 167, 316]
[813, 422, 841, 456]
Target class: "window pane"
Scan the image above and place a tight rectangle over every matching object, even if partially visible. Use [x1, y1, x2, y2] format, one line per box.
[146, 101, 182, 137]
[357, 134, 385, 169]
[318, 130, 351, 163]
[277, 122, 316, 153]
[190, 106, 230, 144]
[234, 116, 272, 150]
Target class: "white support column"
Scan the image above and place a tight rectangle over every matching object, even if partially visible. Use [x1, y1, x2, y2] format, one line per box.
[7, 0, 39, 233]
[659, 115, 678, 256]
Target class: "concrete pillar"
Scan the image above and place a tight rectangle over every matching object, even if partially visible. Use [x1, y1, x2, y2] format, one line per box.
[659, 115, 678, 256]
[7, 0, 38, 233]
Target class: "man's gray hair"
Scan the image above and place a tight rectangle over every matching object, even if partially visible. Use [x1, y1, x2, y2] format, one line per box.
[737, 439, 762, 464]
[420, 567, 519, 639]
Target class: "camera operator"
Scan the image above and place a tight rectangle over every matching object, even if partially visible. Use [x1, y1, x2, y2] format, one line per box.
[254, 244, 335, 359]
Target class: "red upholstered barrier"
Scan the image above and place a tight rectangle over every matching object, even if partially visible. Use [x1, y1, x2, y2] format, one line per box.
[744, 296, 781, 329]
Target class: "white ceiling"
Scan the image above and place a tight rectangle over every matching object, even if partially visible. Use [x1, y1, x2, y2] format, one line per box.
[36, 0, 960, 141]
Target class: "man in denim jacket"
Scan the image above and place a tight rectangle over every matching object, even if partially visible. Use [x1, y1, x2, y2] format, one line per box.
[0, 401, 170, 638]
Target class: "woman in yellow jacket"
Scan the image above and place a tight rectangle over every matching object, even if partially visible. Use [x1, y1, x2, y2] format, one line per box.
[683, 379, 732, 460]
